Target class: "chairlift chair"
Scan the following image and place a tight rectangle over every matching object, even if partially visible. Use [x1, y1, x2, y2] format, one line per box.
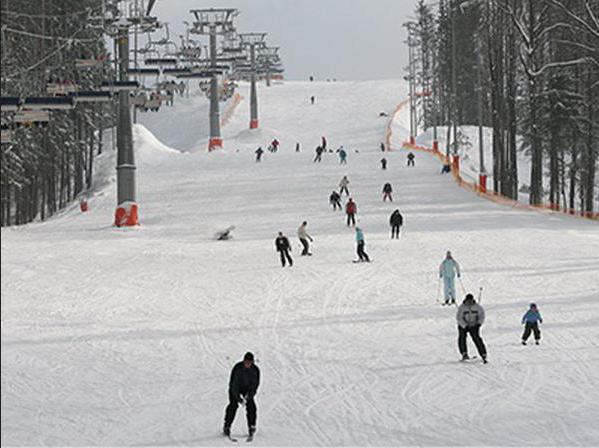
[1, 97, 22, 113]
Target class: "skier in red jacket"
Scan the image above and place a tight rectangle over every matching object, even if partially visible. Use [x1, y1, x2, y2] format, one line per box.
[346, 198, 357, 227]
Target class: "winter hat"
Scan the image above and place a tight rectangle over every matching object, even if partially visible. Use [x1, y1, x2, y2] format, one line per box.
[244, 352, 254, 362]
[530, 303, 537, 309]
[464, 293, 475, 303]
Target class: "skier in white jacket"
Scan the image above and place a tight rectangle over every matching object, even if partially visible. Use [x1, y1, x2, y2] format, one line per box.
[439, 251, 461, 305]
[297, 221, 314, 256]
[456, 294, 487, 363]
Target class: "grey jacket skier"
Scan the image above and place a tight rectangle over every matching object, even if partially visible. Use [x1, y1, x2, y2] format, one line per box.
[456, 294, 487, 362]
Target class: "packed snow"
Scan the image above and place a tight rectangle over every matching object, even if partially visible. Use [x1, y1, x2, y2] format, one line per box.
[2, 80, 599, 446]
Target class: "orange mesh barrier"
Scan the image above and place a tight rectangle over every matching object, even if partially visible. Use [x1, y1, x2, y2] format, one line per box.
[220, 93, 243, 127]
[384, 99, 410, 152]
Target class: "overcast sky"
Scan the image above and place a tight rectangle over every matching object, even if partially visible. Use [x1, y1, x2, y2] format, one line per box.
[151, 0, 413, 81]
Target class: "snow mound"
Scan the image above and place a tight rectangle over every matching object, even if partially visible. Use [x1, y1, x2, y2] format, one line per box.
[133, 124, 182, 165]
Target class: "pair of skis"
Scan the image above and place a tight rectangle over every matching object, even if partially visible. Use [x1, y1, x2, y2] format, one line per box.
[227, 434, 253, 443]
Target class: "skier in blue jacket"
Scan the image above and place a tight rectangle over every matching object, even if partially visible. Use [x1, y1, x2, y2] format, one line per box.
[521, 303, 543, 345]
[439, 251, 461, 305]
[355, 227, 370, 262]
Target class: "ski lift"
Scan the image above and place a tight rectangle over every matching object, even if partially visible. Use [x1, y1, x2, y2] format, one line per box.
[127, 68, 161, 76]
[0, 97, 22, 112]
[23, 97, 74, 110]
[144, 57, 178, 66]
[0, 128, 15, 144]
[100, 81, 140, 92]
[14, 110, 50, 126]
[163, 68, 192, 77]
[46, 82, 78, 96]
[69, 91, 112, 103]
[177, 72, 216, 79]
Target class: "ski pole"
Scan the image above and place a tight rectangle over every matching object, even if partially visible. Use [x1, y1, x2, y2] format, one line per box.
[478, 286, 483, 304]
[458, 276, 466, 295]
[436, 277, 441, 303]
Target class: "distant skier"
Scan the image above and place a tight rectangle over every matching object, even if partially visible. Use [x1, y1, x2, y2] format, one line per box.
[295, 142, 300, 152]
[269, 138, 280, 153]
[355, 226, 370, 262]
[389, 209, 403, 239]
[346, 197, 357, 227]
[439, 251, 461, 305]
[441, 163, 451, 174]
[456, 293, 487, 363]
[275, 231, 293, 267]
[313, 146, 324, 163]
[297, 221, 314, 256]
[407, 152, 415, 167]
[382, 182, 393, 202]
[223, 352, 260, 439]
[521, 303, 543, 345]
[321, 136, 327, 151]
[337, 146, 347, 164]
[380, 142, 386, 152]
[339, 175, 350, 196]
[329, 190, 342, 211]
[380, 157, 387, 170]
[255, 147, 264, 163]
[310, 95, 315, 104]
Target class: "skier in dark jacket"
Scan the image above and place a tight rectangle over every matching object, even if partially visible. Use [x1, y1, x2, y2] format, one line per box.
[255, 147, 264, 162]
[380, 157, 387, 170]
[407, 152, 415, 167]
[329, 190, 342, 211]
[382, 183, 393, 202]
[456, 294, 487, 363]
[389, 209, 403, 239]
[275, 232, 293, 267]
[313, 146, 323, 163]
[223, 352, 260, 438]
[521, 303, 543, 345]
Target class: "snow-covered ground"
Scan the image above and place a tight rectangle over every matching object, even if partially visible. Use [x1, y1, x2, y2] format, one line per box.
[2, 80, 599, 446]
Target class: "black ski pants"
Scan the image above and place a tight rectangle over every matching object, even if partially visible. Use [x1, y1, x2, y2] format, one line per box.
[224, 391, 256, 429]
[331, 200, 341, 210]
[314, 154, 322, 163]
[347, 213, 356, 227]
[383, 192, 393, 202]
[391, 225, 401, 239]
[522, 322, 541, 342]
[300, 238, 310, 255]
[407, 159, 415, 167]
[458, 325, 487, 358]
[279, 249, 293, 267]
[357, 241, 370, 262]
[340, 186, 349, 196]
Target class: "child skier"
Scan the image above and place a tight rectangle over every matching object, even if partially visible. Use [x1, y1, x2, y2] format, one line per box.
[521, 303, 543, 345]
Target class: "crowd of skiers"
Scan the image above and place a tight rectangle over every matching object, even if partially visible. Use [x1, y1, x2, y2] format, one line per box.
[222, 136, 548, 439]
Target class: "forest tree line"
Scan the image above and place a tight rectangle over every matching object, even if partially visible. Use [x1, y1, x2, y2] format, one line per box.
[411, 0, 598, 215]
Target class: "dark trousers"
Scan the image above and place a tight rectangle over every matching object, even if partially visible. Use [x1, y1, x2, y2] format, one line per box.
[314, 154, 322, 162]
[224, 392, 256, 429]
[357, 241, 370, 261]
[340, 186, 349, 196]
[522, 322, 541, 341]
[458, 325, 487, 357]
[383, 192, 393, 202]
[347, 213, 355, 226]
[391, 225, 400, 239]
[300, 238, 310, 255]
[279, 250, 293, 267]
[331, 200, 341, 210]
[407, 159, 415, 167]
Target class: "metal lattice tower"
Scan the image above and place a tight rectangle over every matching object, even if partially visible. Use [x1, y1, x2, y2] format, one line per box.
[239, 33, 266, 129]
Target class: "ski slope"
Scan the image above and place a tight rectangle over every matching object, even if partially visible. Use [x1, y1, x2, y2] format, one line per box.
[2, 80, 599, 446]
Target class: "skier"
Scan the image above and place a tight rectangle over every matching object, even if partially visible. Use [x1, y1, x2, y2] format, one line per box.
[223, 352, 260, 439]
[355, 226, 370, 262]
[439, 251, 461, 305]
[521, 303, 543, 345]
[313, 146, 323, 163]
[456, 293, 487, 363]
[407, 152, 415, 167]
[382, 182, 393, 202]
[295, 142, 300, 152]
[380, 157, 387, 170]
[310, 95, 315, 104]
[339, 175, 350, 196]
[255, 147, 264, 163]
[380, 142, 386, 152]
[271, 138, 280, 152]
[321, 136, 327, 151]
[441, 163, 451, 174]
[337, 146, 347, 164]
[329, 190, 342, 211]
[275, 231, 293, 267]
[389, 209, 403, 239]
[346, 197, 357, 227]
[297, 221, 314, 256]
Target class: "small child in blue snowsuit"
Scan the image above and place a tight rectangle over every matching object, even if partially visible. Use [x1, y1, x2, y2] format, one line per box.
[521, 303, 543, 345]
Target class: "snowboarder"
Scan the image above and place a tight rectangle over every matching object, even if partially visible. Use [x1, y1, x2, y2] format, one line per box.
[313, 146, 324, 163]
[297, 221, 314, 256]
[407, 152, 415, 167]
[389, 209, 403, 239]
[275, 232, 293, 267]
[329, 190, 342, 211]
[255, 147, 264, 163]
[223, 352, 260, 439]
[382, 182, 393, 202]
[310, 95, 315, 104]
[439, 251, 461, 305]
[337, 146, 347, 164]
[456, 294, 487, 363]
[339, 175, 350, 196]
[380, 157, 387, 170]
[346, 198, 357, 227]
[321, 136, 327, 151]
[521, 303, 543, 345]
[355, 226, 370, 262]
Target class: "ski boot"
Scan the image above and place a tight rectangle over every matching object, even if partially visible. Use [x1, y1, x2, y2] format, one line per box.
[223, 425, 231, 437]
[450, 299, 456, 305]
[522, 341, 527, 345]
[535, 340, 540, 345]
[249, 426, 256, 436]
[461, 353, 470, 361]
[482, 356, 488, 364]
